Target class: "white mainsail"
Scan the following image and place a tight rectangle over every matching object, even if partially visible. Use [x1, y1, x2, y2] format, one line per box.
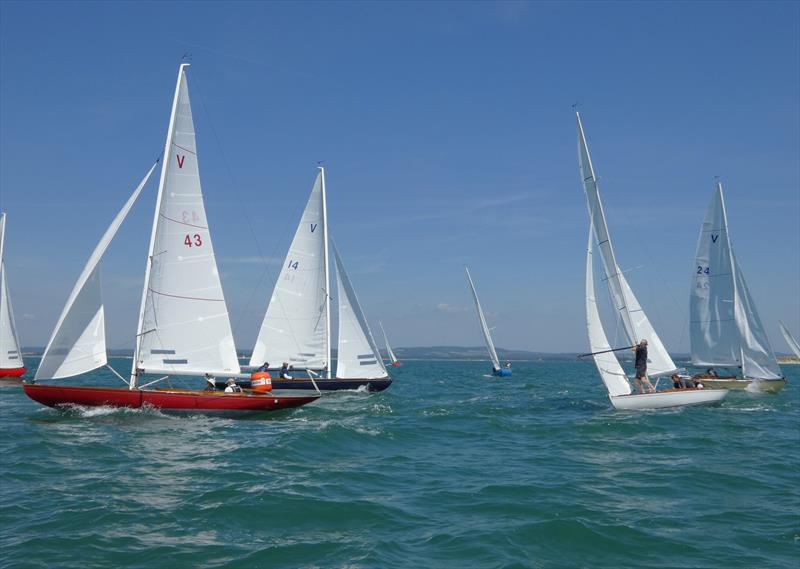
[0, 214, 23, 370]
[779, 321, 800, 359]
[333, 243, 387, 379]
[586, 228, 631, 397]
[250, 168, 330, 373]
[465, 266, 501, 371]
[35, 162, 158, 380]
[379, 321, 398, 364]
[690, 183, 782, 380]
[576, 112, 677, 377]
[132, 64, 239, 383]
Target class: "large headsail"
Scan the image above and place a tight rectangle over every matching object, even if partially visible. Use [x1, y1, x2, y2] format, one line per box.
[690, 183, 782, 380]
[690, 185, 740, 367]
[586, 227, 631, 397]
[576, 113, 677, 376]
[379, 321, 398, 364]
[464, 266, 501, 370]
[0, 214, 23, 370]
[779, 321, 800, 359]
[731, 251, 782, 380]
[250, 168, 330, 372]
[132, 64, 239, 383]
[332, 243, 387, 379]
[36, 162, 158, 380]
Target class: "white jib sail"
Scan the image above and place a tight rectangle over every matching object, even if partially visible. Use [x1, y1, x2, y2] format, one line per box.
[731, 251, 782, 380]
[465, 266, 501, 371]
[35, 161, 158, 380]
[250, 168, 329, 371]
[576, 112, 677, 377]
[779, 321, 800, 359]
[690, 185, 740, 367]
[586, 227, 631, 397]
[333, 243, 387, 379]
[0, 214, 23, 369]
[379, 321, 398, 364]
[133, 64, 239, 381]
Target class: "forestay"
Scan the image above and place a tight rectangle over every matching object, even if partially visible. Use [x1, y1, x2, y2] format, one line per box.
[333, 243, 386, 379]
[690, 184, 782, 380]
[250, 169, 329, 371]
[134, 65, 239, 380]
[465, 266, 501, 371]
[379, 321, 398, 364]
[576, 112, 677, 377]
[0, 214, 23, 369]
[779, 321, 800, 359]
[586, 228, 631, 397]
[36, 162, 158, 380]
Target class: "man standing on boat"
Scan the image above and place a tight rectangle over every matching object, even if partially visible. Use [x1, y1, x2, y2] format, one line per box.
[633, 340, 655, 393]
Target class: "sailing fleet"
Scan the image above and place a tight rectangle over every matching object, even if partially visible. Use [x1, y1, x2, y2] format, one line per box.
[1, 65, 796, 414]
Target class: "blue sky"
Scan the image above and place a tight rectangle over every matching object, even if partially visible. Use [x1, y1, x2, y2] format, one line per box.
[1, 0, 798, 353]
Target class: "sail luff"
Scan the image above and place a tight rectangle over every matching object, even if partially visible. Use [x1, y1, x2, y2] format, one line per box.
[779, 321, 800, 359]
[321, 167, 332, 379]
[464, 266, 501, 370]
[36, 161, 158, 380]
[131, 64, 188, 388]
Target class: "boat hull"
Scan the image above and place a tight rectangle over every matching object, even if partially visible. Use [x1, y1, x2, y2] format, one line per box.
[221, 377, 393, 392]
[0, 367, 26, 378]
[493, 368, 512, 377]
[22, 383, 319, 415]
[390, 362, 402, 367]
[610, 388, 728, 410]
[694, 377, 786, 393]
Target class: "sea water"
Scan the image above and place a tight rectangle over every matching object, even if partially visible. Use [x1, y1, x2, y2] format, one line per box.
[1, 358, 797, 568]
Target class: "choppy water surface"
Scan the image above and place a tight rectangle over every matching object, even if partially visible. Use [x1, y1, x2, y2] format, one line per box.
[1, 358, 798, 568]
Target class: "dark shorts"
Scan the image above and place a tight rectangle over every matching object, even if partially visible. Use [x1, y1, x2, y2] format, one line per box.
[635, 366, 647, 379]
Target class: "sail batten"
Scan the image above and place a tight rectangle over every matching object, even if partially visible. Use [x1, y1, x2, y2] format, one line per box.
[465, 266, 501, 371]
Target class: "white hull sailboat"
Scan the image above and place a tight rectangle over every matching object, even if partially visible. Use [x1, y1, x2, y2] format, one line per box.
[578, 113, 727, 410]
[689, 184, 786, 393]
[24, 64, 319, 414]
[0, 213, 25, 378]
[465, 266, 510, 377]
[247, 168, 391, 392]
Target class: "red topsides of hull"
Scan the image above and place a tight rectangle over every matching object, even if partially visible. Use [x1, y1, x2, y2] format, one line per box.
[22, 383, 318, 414]
[390, 362, 402, 367]
[0, 367, 26, 378]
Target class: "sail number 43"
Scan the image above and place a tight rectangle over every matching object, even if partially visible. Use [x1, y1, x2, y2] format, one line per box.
[184, 234, 203, 247]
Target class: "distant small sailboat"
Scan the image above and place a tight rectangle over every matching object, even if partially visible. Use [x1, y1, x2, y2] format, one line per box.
[246, 168, 392, 392]
[379, 321, 402, 367]
[0, 213, 25, 378]
[578, 113, 727, 410]
[465, 266, 511, 377]
[779, 321, 800, 361]
[689, 183, 787, 393]
[24, 64, 319, 415]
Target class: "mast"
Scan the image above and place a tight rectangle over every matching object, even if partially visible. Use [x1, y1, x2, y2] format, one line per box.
[320, 166, 331, 379]
[130, 63, 188, 388]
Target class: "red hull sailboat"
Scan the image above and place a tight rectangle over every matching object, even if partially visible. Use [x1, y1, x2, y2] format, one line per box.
[25, 64, 319, 415]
